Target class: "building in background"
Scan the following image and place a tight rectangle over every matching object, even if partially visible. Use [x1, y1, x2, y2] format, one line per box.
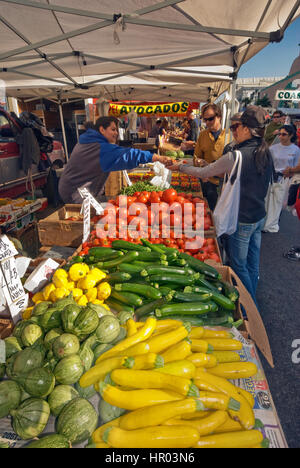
[259, 52, 300, 114]
[236, 77, 283, 109]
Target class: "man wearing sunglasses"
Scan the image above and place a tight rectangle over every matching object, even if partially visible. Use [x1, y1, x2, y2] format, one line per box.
[192, 103, 225, 211]
[264, 110, 285, 146]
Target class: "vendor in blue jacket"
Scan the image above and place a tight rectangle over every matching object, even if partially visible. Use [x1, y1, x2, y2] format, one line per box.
[59, 116, 172, 204]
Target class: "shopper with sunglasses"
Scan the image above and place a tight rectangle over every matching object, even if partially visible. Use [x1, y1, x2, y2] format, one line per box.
[264, 110, 285, 146]
[168, 106, 273, 304]
[269, 125, 300, 178]
[263, 125, 300, 232]
[192, 103, 225, 211]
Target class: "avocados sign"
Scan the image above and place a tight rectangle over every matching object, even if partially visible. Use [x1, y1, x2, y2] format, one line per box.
[109, 101, 190, 117]
[275, 90, 300, 101]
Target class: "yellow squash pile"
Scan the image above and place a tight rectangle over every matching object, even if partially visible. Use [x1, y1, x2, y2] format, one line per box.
[32, 265, 111, 308]
[79, 317, 264, 448]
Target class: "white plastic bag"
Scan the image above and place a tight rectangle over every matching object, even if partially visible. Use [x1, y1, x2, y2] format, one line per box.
[213, 151, 242, 238]
[150, 161, 172, 189]
[263, 177, 290, 232]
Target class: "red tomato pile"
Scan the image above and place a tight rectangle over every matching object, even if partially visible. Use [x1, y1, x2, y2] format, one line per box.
[85, 189, 220, 262]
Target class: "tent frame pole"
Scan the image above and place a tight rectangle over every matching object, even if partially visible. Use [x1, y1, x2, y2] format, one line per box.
[58, 98, 69, 161]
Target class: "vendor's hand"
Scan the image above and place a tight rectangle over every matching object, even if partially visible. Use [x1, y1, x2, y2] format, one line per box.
[168, 163, 182, 172]
[181, 141, 195, 151]
[153, 154, 173, 166]
[194, 158, 208, 168]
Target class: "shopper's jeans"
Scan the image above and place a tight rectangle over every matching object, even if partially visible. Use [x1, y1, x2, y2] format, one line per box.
[226, 218, 265, 305]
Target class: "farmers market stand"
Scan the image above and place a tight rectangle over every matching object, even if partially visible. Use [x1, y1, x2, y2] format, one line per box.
[0, 184, 289, 448]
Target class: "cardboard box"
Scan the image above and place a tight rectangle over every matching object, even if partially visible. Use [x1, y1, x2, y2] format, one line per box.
[210, 263, 274, 368]
[38, 207, 83, 248]
[0, 318, 13, 339]
[23, 258, 60, 294]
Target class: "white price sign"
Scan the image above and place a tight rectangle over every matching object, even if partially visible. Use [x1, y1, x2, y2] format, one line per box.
[0, 235, 28, 323]
[82, 197, 91, 244]
[1, 257, 25, 303]
[0, 235, 18, 261]
[78, 188, 104, 243]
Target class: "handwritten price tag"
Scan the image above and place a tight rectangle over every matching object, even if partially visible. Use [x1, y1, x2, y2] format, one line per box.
[0, 235, 18, 262]
[78, 188, 104, 244]
[0, 235, 28, 323]
[82, 197, 91, 244]
[8, 294, 28, 323]
[1, 257, 25, 303]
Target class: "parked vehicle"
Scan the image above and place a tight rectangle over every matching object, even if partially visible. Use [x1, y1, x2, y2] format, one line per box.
[0, 107, 65, 197]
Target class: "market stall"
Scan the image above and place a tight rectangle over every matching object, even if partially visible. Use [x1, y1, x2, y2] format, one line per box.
[0, 222, 286, 448]
[0, 0, 299, 450]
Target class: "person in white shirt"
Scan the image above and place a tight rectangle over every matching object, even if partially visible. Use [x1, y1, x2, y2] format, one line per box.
[265, 125, 300, 233]
[270, 125, 300, 177]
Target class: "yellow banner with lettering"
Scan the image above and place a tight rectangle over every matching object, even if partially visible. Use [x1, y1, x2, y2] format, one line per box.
[109, 101, 190, 117]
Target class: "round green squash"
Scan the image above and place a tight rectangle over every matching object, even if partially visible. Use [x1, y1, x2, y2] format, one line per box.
[24, 367, 55, 398]
[48, 384, 79, 416]
[10, 398, 50, 440]
[53, 296, 76, 311]
[98, 398, 126, 424]
[12, 320, 36, 339]
[0, 380, 22, 418]
[54, 354, 84, 385]
[78, 342, 94, 372]
[44, 328, 63, 350]
[56, 398, 98, 445]
[87, 302, 114, 319]
[21, 323, 43, 347]
[111, 326, 127, 345]
[32, 301, 52, 317]
[25, 434, 70, 448]
[93, 343, 113, 362]
[38, 308, 62, 331]
[74, 381, 96, 400]
[20, 387, 32, 403]
[72, 307, 99, 338]
[12, 344, 45, 378]
[61, 304, 82, 333]
[52, 334, 80, 360]
[95, 315, 120, 343]
[4, 336, 23, 358]
[116, 310, 134, 325]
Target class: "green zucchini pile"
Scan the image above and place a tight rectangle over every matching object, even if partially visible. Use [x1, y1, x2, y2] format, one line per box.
[0, 297, 130, 448]
[82, 240, 241, 328]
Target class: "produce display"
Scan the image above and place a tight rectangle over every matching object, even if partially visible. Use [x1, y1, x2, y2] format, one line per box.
[84, 317, 266, 449]
[128, 172, 202, 192]
[0, 236, 269, 448]
[87, 189, 218, 261]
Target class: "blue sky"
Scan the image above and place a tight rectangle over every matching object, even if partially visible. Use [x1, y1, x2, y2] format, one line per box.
[239, 16, 300, 78]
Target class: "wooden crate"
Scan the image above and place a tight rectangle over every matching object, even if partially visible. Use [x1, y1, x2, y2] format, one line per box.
[0, 318, 13, 338]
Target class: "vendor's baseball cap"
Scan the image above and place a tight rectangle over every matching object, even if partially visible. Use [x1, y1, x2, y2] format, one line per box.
[241, 106, 266, 129]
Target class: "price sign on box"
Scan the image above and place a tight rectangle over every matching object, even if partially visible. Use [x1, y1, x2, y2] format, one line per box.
[0, 235, 18, 262]
[0, 234, 27, 323]
[78, 188, 104, 243]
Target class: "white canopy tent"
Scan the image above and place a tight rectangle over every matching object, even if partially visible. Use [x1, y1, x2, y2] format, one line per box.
[0, 0, 299, 93]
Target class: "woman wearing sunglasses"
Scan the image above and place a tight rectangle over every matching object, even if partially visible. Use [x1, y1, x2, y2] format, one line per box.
[168, 106, 273, 304]
[263, 125, 300, 233]
[269, 125, 300, 178]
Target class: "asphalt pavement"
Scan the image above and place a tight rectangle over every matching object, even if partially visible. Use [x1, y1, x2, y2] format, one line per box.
[256, 210, 300, 448]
